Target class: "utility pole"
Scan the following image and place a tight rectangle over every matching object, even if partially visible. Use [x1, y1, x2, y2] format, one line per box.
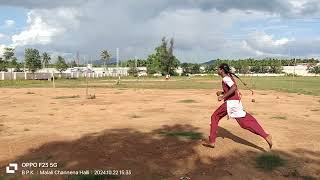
[289, 43, 294, 89]
[135, 56, 138, 81]
[135, 56, 137, 69]
[116, 48, 120, 84]
[116, 48, 119, 68]
[76, 51, 80, 66]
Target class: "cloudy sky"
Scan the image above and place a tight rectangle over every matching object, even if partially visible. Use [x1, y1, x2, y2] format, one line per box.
[0, 0, 319, 63]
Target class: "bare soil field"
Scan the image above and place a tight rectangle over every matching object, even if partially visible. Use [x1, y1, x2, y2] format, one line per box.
[0, 88, 319, 179]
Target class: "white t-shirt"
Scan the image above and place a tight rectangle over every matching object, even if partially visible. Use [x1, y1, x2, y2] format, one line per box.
[223, 76, 234, 88]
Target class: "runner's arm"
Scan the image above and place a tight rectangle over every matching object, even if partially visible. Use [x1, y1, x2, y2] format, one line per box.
[222, 85, 237, 100]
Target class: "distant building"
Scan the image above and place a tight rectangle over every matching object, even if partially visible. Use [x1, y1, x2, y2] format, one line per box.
[136, 67, 147, 77]
[37, 68, 59, 73]
[282, 64, 312, 76]
[175, 67, 183, 75]
[200, 66, 206, 72]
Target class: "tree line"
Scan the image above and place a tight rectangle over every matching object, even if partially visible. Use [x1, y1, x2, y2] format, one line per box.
[121, 38, 320, 75]
[1, 38, 320, 75]
[0, 47, 75, 73]
[123, 57, 320, 75]
[204, 58, 319, 74]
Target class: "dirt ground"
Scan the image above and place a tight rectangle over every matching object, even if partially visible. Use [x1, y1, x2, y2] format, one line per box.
[0, 88, 319, 179]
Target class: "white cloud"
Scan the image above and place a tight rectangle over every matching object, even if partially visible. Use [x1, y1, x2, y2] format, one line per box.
[243, 31, 320, 57]
[259, 32, 289, 46]
[0, 44, 7, 57]
[244, 31, 291, 54]
[0, 33, 6, 39]
[11, 2, 272, 61]
[11, 9, 78, 47]
[7, 0, 320, 62]
[289, 0, 308, 8]
[4, 20, 15, 28]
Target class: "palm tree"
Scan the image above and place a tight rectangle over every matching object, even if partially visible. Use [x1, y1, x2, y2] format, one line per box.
[42, 52, 51, 69]
[101, 50, 111, 70]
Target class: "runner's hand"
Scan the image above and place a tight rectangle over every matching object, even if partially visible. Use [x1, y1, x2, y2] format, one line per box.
[216, 91, 224, 96]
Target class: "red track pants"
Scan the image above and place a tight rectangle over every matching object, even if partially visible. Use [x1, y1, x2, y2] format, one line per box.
[209, 102, 269, 143]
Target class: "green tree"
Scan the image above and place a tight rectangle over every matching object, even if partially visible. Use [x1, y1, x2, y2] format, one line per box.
[191, 63, 201, 74]
[128, 64, 138, 77]
[42, 52, 51, 68]
[147, 37, 180, 75]
[101, 50, 111, 70]
[146, 54, 161, 74]
[309, 65, 320, 74]
[25, 48, 41, 74]
[70, 60, 77, 68]
[204, 63, 219, 73]
[2, 47, 15, 72]
[3, 47, 14, 61]
[11, 57, 23, 72]
[239, 60, 250, 74]
[0, 58, 7, 72]
[250, 60, 269, 73]
[269, 59, 283, 73]
[55, 56, 68, 73]
[181, 63, 191, 75]
[137, 59, 148, 66]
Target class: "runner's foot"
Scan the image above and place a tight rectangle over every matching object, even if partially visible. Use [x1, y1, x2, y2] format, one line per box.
[265, 134, 273, 149]
[202, 140, 215, 148]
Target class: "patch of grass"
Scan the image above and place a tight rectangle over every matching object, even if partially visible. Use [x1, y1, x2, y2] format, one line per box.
[271, 116, 287, 120]
[87, 94, 96, 99]
[48, 113, 54, 116]
[24, 128, 30, 131]
[1, 76, 320, 96]
[54, 95, 80, 99]
[178, 99, 197, 103]
[26, 92, 35, 94]
[67, 174, 119, 180]
[44, 154, 53, 160]
[255, 153, 285, 171]
[302, 176, 317, 180]
[310, 109, 319, 112]
[159, 131, 202, 140]
[129, 114, 141, 118]
[304, 115, 310, 117]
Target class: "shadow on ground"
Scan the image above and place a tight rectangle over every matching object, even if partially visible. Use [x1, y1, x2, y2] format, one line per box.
[0, 124, 319, 180]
